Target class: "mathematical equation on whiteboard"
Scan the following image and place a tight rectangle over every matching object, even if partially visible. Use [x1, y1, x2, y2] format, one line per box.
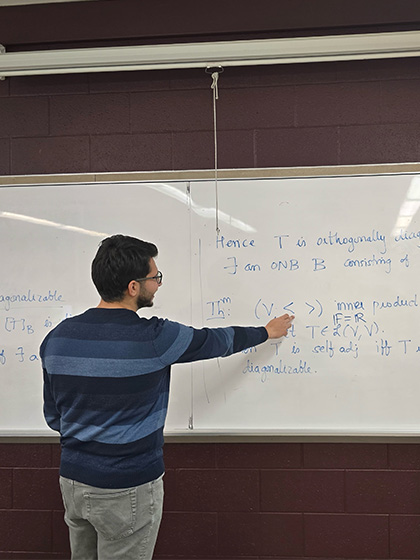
[0, 289, 68, 367]
[199, 228, 420, 382]
[205, 292, 418, 373]
[214, 228, 418, 274]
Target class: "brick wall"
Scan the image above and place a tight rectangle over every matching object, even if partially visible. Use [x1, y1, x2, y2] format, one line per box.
[1, 58, 419, 176]
[1, 39, 420, 560]
[1, 442, 420, 558]
[160, 442, 420, 559]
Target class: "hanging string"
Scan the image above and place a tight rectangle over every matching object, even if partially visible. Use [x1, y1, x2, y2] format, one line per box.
[207, 66, 223, 235]
[211, 71, 220, 234]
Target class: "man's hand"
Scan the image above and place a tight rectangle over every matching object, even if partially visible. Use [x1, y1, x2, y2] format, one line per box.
[265, 314, 295, 339]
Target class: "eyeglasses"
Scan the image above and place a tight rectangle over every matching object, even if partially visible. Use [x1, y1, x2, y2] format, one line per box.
[135, 271, 163, 285]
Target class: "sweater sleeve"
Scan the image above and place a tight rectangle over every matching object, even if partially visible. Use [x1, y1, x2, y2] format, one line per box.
[175, 325, 268, 364]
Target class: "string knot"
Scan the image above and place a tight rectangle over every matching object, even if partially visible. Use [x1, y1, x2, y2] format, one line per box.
[211, 71, 219, 100]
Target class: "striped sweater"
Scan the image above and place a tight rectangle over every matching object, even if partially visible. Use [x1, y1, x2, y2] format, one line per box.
[40, 308, 268, 488]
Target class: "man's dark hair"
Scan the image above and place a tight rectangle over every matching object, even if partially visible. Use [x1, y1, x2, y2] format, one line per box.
[91, 235, 158, 302]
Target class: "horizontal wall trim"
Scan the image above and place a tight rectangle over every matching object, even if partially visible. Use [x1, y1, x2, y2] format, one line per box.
[1, 163, 420, 187]
[1, 31, 420, 77]
[1, 435, 420, 443]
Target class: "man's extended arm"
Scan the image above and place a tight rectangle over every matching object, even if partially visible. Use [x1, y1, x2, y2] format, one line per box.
[175, 314, 294, 364]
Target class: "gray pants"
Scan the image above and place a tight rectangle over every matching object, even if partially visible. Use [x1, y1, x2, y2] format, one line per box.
[59, 475, 164, 560]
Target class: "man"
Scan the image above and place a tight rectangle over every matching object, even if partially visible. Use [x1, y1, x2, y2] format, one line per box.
[40, 234, 294, 560]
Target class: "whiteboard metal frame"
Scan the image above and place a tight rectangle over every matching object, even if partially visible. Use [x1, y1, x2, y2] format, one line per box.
[2, 162, 420, 188]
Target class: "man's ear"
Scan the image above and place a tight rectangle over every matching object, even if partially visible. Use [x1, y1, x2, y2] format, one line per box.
[127, 280, 138, 296]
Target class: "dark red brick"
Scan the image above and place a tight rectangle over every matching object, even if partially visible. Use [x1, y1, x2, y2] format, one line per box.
[0, 510, 52, 551]
[0, 138, 10, 174]
[0, 97, 48, 137]
[217, 61, 338, 89]
[0, 444, 52, 467]
[163, 443, 216, 469]
[295, 80, 383, 128]
[390, 514, 420, 558]
[389, 443, 420, 469]
[157, 558, 258, 560]
[172, 130, 255, 170]
[91, 133, 172, 172]
[172, 131, 213, 169]
[0, 78, 9, 96]
[303, 443, 388, 469]
[175, 468, 259, 512]
[305, 513, 389, 558]
[13, 468, 62, 510]
[0, 554, 68, 559]
[50, 93, 129, 135]
[154, 512, 217, 556]
[279, 61, 338, 86]
[162, 469, 176, 512]
[130, 89, 212, 134]
[337, 57, 420, 83]
[338, 81, 382, 124]
[11, 136, 90, 175]
[218, 129, 256, 169]
[256, 126, 339, 167]
[296, 83, 340, 126]
[339, 123, 420, 164]
[11, 74, 88, 96]
[261, 469, 345, 513]
[218, 512, 304, 557]
[0, 469, 12, 508]
[217, 86, 295, 130]
[381, 79, 420, 123]
[346, 470, 420, 513]
[52, 510, 70, 554]
[259, 513, 304, 557]
[217, 442, 302, 468]
[89, 70, 171, 93]
[51, 444, 61, 468]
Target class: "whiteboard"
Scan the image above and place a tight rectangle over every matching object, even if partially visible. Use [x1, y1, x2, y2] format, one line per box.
[188, 174, 420, 436]
[0, 181, 193, 435]
[1, 172, 420, 436]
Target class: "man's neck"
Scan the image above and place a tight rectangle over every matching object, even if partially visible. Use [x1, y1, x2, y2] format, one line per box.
[97, 299, 137, 312]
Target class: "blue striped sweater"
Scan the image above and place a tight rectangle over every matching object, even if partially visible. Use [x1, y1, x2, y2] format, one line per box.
[40, 308, 268, 488]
